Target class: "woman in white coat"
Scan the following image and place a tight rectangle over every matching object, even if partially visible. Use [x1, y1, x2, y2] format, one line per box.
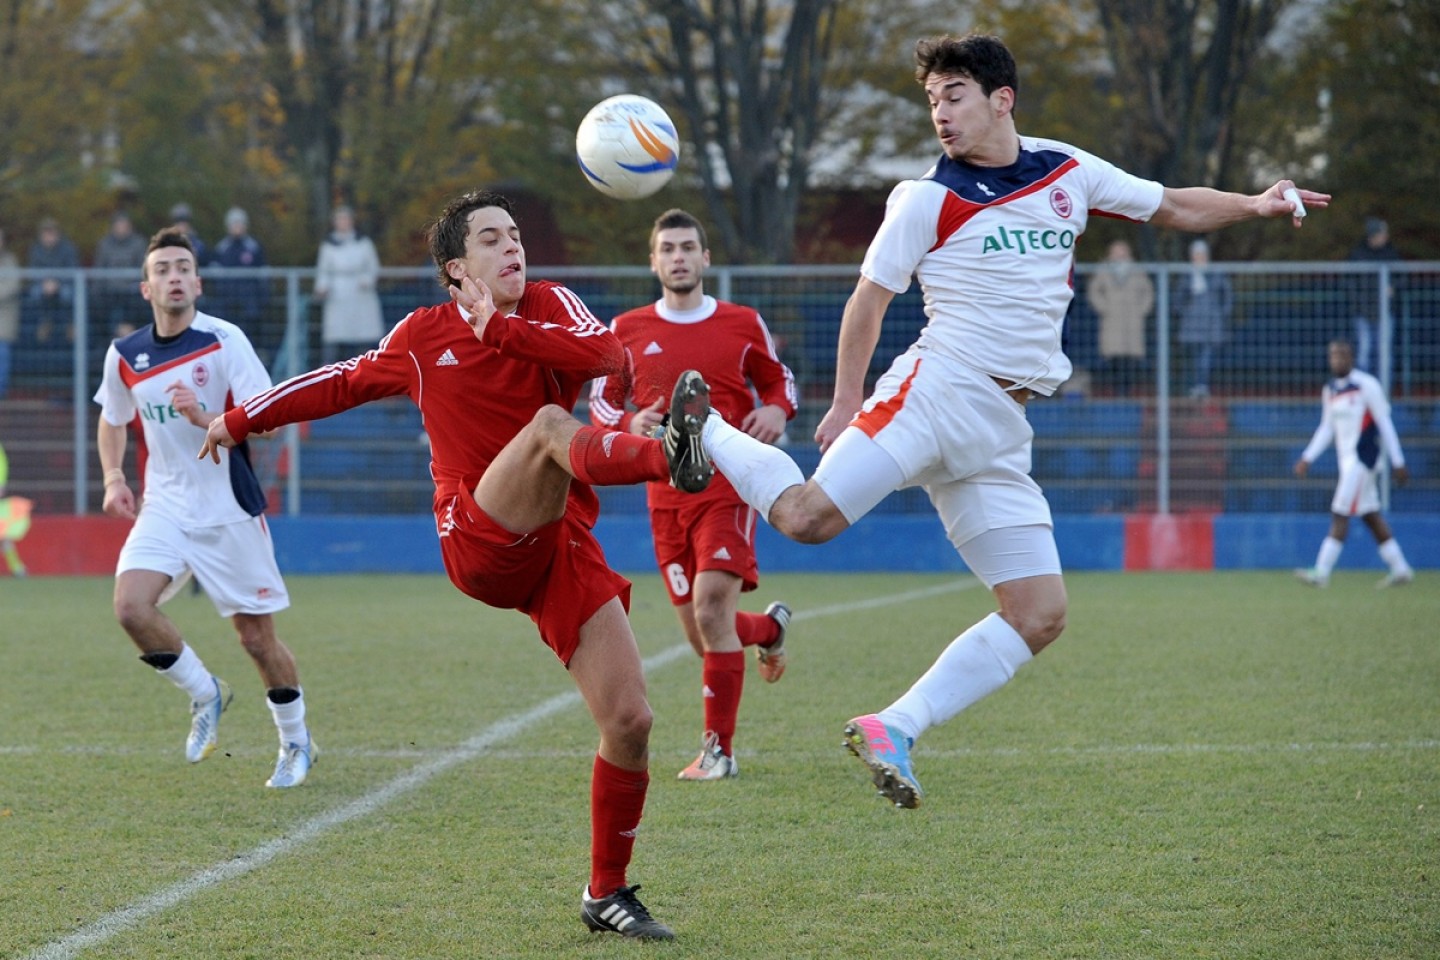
[314, 206, 384, 363]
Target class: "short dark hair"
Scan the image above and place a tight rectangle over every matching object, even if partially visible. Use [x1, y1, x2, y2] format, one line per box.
[426, 190, 515, 289]
[650, 208, 707, 252]
[1328, 339, 1355, 354]
[143, 228, 197, 278]
[914, 34, 1019, 100]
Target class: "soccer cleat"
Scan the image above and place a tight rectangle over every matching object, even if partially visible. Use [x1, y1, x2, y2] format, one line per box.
[843, 714, 923, 809]
[663, 370, 714, 493]
[1376, 569, 1414, 589]
[1294, 567, 1329, 588]
[266, 737, 317, 788]
[186, 677, 232, 763]
[581, 884, 675, 940]
[756, 601, 791, 683]
[677, 731, 738, 780]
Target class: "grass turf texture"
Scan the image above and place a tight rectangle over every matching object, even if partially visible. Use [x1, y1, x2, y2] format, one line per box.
[0, 571, 1434, 959]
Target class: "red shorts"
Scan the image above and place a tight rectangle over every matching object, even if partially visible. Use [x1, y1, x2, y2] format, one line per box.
[649, 495, 759, 606]
[436, 489, 630, 664]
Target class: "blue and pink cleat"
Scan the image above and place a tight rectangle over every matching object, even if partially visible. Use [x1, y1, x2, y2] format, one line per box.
[843, 714, 923, 809]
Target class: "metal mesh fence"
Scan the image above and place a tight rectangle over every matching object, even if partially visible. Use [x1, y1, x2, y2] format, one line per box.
[2, 262, 1436, 517]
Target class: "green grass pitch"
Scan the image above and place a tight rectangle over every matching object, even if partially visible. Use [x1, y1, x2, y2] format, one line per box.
[1, 571, 1435, 958]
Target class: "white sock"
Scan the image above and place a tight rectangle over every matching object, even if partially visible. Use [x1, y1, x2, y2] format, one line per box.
[879, 613, 1034, 744]
[1378, 538, 1412, 574]
[267, 689, 309, 747]
[1315, 536, 1343, 577]
[702, 414, 804, 519]
[161, 644, 220, 703]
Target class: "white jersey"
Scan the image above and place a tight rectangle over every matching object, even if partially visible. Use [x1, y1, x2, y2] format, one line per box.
[94, 312, 274, 528]
[860, 136, 1165, 395]
[1300, 368, 1405, 470]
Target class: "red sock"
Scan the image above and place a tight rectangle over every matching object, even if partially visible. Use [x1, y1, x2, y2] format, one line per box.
[590, 754, 649, 898]
[568, 426, 667, 486]
[735, 610, 780, 648]
[702, 651, 746, 755]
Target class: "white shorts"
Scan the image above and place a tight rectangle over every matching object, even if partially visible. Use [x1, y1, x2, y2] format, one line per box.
[1331, 459, 1381, 517]
[956, 524, 1062, 589]
[813, 347, 1052, 547]
[117, 508, 289, 618]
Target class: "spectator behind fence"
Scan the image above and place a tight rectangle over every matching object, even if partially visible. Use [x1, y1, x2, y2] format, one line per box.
[1345, 217, 1402, 374]
[1174, 238, 1232, 399]
[92, 212, 148, 341]
[210, 207, 269, 333]
[168, 203, 209, 266]
[1086, 239, 1154, 396]
[0, 227, 19, 399]
[25, 218, 80, 349]
[313, 205, 384, 363]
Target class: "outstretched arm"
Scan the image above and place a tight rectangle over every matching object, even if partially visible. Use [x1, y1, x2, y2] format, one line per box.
[815, 277, 894, 452]
[1152, 180, 1331, 233]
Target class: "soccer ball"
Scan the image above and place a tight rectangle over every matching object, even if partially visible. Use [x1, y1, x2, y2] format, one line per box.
[575, 95, 680, 200]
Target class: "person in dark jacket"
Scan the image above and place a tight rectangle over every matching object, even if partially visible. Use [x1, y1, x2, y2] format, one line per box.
[1345, 217, 1402, 374]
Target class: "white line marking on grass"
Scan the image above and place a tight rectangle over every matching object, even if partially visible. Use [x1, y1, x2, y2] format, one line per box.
[19, 576, 977, 960]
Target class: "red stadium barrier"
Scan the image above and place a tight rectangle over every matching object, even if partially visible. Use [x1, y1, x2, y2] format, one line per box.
[6, 516, 131, 576]
[1124, 514, 1215, 570]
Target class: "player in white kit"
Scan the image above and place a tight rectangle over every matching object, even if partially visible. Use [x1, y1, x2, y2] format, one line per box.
[95, 229, 315, 788]
[697, 33, 1330, 807]
[1293, 339, 1413, 589]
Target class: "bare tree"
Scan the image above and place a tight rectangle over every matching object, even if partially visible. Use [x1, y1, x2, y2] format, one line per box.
[587, 1, 842, 264]
[1093, 0, 1289, 253]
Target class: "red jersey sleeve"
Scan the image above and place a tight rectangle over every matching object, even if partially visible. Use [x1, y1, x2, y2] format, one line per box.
[224, 316, 416, 441]
[479, 282, 623, 392]
[741, 311, 798, 420]
[588, 321, 638, 432]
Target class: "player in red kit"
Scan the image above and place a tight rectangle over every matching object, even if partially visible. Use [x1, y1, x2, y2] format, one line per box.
[590, 209, 797, 781]
[199, 190, 714, 940]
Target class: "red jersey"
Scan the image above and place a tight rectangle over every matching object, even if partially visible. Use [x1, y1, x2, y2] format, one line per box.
[226, 281, 621, 526]
[590, 294, 796, 509]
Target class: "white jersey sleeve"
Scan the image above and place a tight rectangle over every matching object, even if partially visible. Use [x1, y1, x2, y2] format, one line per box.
[1360, 375, 1405, 467]
[860, 180, 945, 295]
[1300, 385, 1336, 464]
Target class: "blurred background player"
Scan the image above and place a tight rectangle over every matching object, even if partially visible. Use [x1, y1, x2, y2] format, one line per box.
[95, 228, 315, 788]
[1293, 339, 1413, 589]
[200, 190, 714, 940]
[591, 208, 797, 781]
[691, 32, 1329, 808]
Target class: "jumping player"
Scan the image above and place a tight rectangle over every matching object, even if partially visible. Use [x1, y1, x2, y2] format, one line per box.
[95, 228, 315, 789]
[690, 33, 1330, 807]
[591, 208, 797, 781]
[1294, 339, 1413, 588]
[200, 190, 712, 940]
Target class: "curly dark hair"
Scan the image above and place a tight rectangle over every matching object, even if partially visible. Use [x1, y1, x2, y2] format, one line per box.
[913, 34, 1019, 100]
[426, 190, 515, 289]
[143, 228, 198, 279]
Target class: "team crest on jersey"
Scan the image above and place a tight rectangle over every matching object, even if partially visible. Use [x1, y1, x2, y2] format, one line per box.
[1049, 188, 1073, 218]
[193, 363, 209, 387]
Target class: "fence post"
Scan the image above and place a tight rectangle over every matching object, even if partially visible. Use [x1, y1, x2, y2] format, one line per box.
[72, 271, 89, 516]
[1154, 265, 1171, 515]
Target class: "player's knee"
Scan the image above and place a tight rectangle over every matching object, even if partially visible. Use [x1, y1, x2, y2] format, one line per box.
[605, 700, 653, 748]
[692, 599, 731, 646]
[1009, 600, 1067, 653]
[771, 493, 844, 544]
[113, 595, 157, 635]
